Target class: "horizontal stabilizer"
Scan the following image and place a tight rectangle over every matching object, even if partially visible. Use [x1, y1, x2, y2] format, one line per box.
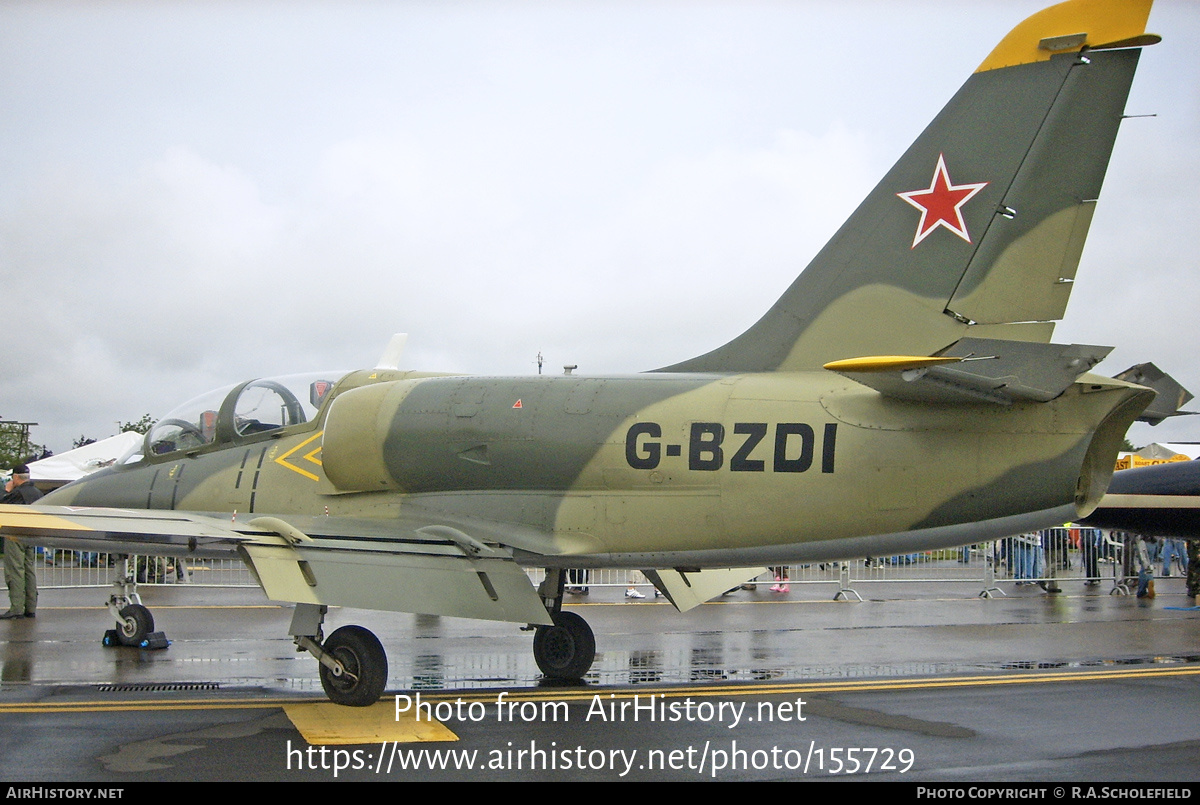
[826, 337, 1112, 405]
[1112, 363, 1197, 425]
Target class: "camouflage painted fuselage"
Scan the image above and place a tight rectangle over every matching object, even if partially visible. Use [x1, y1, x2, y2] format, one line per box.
[46, 366, 1151, 568]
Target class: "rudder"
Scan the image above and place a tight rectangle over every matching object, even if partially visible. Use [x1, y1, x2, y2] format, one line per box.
[660, 0, 1155, 374]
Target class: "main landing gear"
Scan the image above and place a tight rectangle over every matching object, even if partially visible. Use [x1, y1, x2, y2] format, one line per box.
[289, 570, 597, 707]
[102, 556, 169, 649]
[532, 568, 596, 680]
[291, 603, 388, 707]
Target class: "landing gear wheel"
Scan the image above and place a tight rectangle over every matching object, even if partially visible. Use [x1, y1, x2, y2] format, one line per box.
[319, 625, 388, 707]
[533, 611, 595, 679]
[116, 604, 154, 647]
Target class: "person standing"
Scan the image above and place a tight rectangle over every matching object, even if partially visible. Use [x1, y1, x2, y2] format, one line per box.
[1011, 533, 1038, 584]
[2, 463, 42, 619]
[1038, 528, 1064, 593]
[1134, 535, 1157, 599]
[769, 565, 790, 593]
[1160, 537, 1188, 578]
[1186, 539, 1199, 601]
[1079, 526, 1103, 586]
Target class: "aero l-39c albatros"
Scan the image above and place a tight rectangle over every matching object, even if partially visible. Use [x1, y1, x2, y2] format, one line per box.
[0, 0, 1181, 706]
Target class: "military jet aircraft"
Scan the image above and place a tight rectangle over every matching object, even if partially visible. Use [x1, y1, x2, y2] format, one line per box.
[0, 0, 1176, 706]
[1082, 458, 1200, 538]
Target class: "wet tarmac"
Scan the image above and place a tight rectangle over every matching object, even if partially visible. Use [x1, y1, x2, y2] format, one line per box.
[0, 575, 1197, 782]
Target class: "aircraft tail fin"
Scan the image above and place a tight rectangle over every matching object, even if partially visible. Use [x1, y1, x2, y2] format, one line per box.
[660, 0, 1156, 374]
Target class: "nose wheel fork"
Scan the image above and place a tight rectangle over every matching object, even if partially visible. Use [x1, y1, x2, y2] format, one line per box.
[102, 556, 169, 649]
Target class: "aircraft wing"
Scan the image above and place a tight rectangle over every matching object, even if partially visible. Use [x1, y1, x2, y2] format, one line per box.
[0, 503, 554, 625]
[0, 503, 263, 557]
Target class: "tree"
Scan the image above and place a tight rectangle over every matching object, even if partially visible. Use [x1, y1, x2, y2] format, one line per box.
[71, 415, 157, 450]
[0, 421, 47, 469]
[119, 414, 156, 435]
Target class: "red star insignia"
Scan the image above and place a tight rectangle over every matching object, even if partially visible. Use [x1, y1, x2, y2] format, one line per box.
[896, 154, 989, 248]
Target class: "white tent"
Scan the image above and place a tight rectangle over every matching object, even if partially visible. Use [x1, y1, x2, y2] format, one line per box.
[29, 431, 143, 483]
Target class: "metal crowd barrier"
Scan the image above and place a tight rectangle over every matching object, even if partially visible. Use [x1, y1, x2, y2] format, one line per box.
[7, 531, 1169, 597]
[28, 550, 254, 588]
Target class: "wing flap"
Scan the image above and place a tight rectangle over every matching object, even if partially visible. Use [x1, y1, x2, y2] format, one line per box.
[242, 542, 552, 624]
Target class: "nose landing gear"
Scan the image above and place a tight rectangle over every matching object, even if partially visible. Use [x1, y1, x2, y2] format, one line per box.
[101, 557, 169, 650]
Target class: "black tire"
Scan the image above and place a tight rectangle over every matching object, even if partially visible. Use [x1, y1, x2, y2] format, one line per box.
[533, 611, 595, 679]
[319, 625, 388, 707]
[116, 604, 154, 647]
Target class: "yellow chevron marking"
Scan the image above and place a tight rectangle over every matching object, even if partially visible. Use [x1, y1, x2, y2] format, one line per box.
[274, 432, 324, 482]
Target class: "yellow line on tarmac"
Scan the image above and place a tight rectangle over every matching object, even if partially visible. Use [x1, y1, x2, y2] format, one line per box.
[390, 663, 1200, 704]
[1, 663, 1196, 717]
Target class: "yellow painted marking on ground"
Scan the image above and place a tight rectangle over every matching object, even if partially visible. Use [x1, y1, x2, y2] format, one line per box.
[283, 701, 458, 745]
[387, 664, 1200, 705]
[273, 431, 324, 481]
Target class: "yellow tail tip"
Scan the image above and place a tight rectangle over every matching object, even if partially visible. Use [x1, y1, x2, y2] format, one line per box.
[976, 0, 1157, 73]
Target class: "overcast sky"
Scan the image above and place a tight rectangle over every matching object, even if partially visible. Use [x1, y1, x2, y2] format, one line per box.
[1, 0, 1197, 455]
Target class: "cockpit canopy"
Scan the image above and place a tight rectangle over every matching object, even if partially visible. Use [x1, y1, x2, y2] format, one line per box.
[133, 372, 347, 462]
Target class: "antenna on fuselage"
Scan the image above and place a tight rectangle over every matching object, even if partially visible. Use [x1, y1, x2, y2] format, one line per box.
[375, 333, 408, 370]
